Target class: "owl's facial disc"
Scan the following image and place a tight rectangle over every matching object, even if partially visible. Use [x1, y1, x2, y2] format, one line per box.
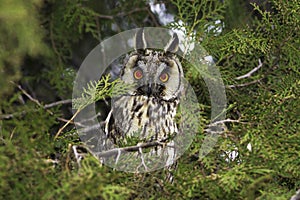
[121, 48, 183, 101]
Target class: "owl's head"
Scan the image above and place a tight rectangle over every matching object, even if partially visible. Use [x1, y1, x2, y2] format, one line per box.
[120, 29, 184, 101]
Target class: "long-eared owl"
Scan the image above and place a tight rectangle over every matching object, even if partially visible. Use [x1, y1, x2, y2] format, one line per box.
[104, 29, 184, 169]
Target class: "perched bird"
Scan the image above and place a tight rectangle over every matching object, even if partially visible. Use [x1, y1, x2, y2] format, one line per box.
[103, 29, 185, 172]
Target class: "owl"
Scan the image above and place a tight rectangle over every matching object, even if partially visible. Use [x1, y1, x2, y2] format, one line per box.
[103, 29, 184, 170]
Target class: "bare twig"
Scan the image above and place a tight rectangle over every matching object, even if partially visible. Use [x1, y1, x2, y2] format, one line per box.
[208, 118, 246, 126]
[226, 78, 264, 88]
[205, 118, 247, 134]
[138, 146, 148, 171]
[115, 149, 121, 165]
[116, 7, 148, 17]
[54, 109, 81, 139]
[235, 59, 263, 80]
[97, 14, 114, 20]
[16, 84, 44, 108]
[95, 141, 167, 158]
[77, 112, 102, 124]
[44, 99, 72, 109]
[12, 83, 53, 116]
[79, 124, 102, 133]
[6, 83, 76, 139]
[65, 144, 72, 175]
[72, 145, 83, 168]
[0, 99, 72, 120]
[9, 127, 16, 140]
[0, 111, 26, 120]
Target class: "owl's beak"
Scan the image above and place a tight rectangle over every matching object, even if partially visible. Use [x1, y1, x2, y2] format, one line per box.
[145, 84, 152, 96]
[138, 84, 152, 96]
[137, 83, 163, 97]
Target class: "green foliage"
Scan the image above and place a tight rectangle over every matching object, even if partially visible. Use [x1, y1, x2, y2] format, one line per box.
[0, 0, 299, 199]
[73, 75, 134, 110]
[169, 0, 225, 36]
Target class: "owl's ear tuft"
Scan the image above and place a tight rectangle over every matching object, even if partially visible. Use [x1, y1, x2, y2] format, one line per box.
[164, 33, 179, 54]
[135, 28, 147, 50]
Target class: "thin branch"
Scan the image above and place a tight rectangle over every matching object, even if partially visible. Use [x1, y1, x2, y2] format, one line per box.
[56, 117, 75, 123]
[72, 145, 83, 168]
[16, 84, 44, 108]
[9, 127, 16, 140]
[226, 78, 264, 88]
[96, 14, 114, 20]
[208, 118, 245, 126]
[79, 123, 102, 133]
[0, 99, 72, 120]
[5, 84, 77, 139]
[0, 111, 26, 120]
[115, 149, 121, 165]
[44, 99, 72, 109]
[116, 7, 148, 17]
[235, 59, 263, 80]
[205, 118, 247, 134]
[95, 141, 166, 158]
[138, 147, 148, 171]
[65, 144, 72, 175]
[12, 83, 53, 116]
[54, 109, 81, 139]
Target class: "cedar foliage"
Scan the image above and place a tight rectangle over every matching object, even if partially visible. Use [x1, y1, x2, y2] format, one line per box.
[0, 0, 299, 199]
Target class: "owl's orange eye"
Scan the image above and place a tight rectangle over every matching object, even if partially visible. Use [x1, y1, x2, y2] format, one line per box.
[159, 73, 169, 82]
[133, 69, 143, 80]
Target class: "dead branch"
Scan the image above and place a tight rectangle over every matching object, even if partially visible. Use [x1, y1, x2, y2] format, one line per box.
[226, 78, 264, 88]
[235, 59, 263, 80]
[95, 140, 167, 158]
[44, 99, 72, 109]
[0, 98, 72, 120]
[208, 118, 246, 126]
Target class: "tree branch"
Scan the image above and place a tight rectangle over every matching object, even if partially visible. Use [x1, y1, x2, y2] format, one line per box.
[208, 118, 246, 126]
[0, 97, 72, 120]
[226, 78, 264, 88]
[96, 14, 114, 20]
[96, 7, 148, 21]
[95, 140, 168, 158]
[235, 59, 263, 80]
[116, 7, 148, 17]
[54, 109, 81, 139]
[44, 99, 72, 109]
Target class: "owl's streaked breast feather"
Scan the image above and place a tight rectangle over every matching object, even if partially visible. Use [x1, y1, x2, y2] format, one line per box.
[106, 95, 179, 144]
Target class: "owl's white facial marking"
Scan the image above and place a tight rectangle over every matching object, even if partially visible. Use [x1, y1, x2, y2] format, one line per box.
[120, 50, 183, 101]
